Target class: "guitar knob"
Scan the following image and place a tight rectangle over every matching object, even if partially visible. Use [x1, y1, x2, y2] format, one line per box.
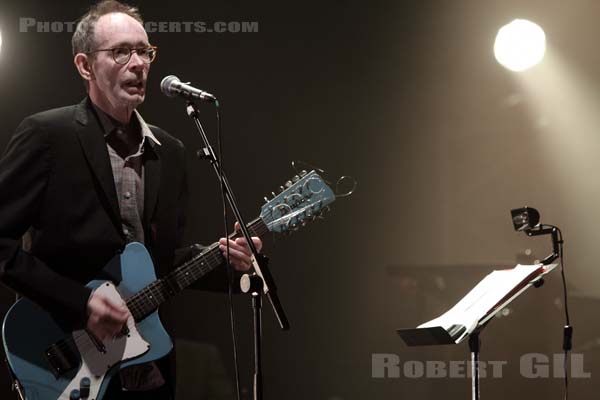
[80, 377, 91, 398]
[70, 389, 81, 400]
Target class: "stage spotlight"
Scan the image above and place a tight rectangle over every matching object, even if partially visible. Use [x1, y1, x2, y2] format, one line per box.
[494, 19, 546, 72]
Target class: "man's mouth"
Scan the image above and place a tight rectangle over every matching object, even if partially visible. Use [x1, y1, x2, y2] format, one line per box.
[123, 80, 144, 90]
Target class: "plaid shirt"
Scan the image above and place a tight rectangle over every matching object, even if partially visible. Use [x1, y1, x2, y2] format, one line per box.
[92, 104, 165, 391]
[93, 104, 161, 244]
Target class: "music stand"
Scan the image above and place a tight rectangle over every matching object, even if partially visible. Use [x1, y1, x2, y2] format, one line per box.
[397, 263, 558, 400]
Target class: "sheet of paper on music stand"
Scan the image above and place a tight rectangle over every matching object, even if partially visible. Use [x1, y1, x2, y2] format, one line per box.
[417, 264, 549, 344]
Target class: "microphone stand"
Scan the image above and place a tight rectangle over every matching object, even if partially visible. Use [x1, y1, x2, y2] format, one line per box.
[185, 101, 290, 400]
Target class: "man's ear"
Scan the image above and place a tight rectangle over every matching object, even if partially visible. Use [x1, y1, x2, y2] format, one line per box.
[74, 53, 94, 82]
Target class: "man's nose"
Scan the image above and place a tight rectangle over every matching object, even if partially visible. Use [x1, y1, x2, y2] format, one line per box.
[128, 50, 145, 69]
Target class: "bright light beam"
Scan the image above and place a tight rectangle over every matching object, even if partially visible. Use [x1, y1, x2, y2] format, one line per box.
[494, 19, 546, 72]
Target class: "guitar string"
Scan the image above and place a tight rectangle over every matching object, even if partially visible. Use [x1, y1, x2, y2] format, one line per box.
[49, 218, 272, 355]
[51, 244, 228, 355]
[50, 187, 336, 356]
[49, 181, 330, 356]
[50, 208, 314, 356]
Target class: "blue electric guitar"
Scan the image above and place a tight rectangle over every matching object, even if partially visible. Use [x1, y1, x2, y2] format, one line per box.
[2, 170, 335, 400]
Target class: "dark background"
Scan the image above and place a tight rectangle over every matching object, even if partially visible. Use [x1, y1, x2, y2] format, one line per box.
[0, 0, 599, 399]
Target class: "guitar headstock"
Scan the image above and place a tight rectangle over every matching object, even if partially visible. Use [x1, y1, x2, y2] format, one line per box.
[260, 170, 336, 234]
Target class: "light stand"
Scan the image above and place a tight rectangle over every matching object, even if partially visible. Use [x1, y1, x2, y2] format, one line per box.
[511, 206, 572, 399]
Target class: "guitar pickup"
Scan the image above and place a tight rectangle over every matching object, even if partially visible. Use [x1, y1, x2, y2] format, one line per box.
[46, 338, 79, 378]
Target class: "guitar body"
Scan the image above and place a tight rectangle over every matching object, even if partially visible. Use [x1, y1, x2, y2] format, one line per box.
[2, 243, 173, 400]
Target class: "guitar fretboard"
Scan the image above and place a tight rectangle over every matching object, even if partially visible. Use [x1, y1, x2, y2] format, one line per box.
[126, 217, 269, 321]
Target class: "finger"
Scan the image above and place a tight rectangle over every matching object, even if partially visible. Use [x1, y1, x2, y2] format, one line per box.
[99, 313, 126, 333]
[94, 329, 109, 341]
[234, 238, 250, 249]
[97, 307, 129, 329]
[88, 322, 111, 341]
[232, 237, 262, 253]
[219, 244, 249, 260]
[252, 237, 263, 252]
[229, 257, 251, 271]
[219, 246, 252, 270]
[103, 308, 129, 325]
[234, 222, 241, 231]
[105, 296, 128, 312]
[221, 239, 249, 253]
[102, 297, 130, 317]
[233, 263, 251, 271]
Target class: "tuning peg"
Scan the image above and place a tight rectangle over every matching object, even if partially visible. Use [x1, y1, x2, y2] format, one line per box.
[284, 180, 293, 188]
[271, 192, 277, 198]
[300, 170, 307, 177]
[264, 196, 269, 203]
[318, 206, 331, 217]
[279, 186, 285, 193]
[292, 175, 300, 183]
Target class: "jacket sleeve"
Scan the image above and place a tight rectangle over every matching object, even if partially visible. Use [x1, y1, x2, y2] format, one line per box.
[0, 117, 92, 329]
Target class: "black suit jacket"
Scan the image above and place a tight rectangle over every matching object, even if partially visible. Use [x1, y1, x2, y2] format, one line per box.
[0, 97, 210, 329]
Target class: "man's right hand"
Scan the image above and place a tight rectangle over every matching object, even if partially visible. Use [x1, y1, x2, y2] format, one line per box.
[86, 290, 130, 341]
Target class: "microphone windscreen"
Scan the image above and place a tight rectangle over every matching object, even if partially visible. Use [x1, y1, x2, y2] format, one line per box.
[160, 75, 179, 97]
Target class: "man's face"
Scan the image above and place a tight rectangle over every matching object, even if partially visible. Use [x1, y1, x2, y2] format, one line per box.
[90, 13, 150, 110]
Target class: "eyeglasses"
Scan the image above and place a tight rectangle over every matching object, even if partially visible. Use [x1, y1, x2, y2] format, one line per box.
[88, 46, 158, 65]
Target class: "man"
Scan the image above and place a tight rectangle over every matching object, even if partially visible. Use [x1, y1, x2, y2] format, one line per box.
[0, 1, 261, 398]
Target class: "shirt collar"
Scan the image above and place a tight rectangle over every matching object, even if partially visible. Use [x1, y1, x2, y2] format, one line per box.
[91, 101, 162, 147]
[133, 109, 162, 147]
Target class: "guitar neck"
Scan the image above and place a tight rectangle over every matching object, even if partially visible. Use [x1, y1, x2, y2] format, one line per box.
[127, 217, 269, 322]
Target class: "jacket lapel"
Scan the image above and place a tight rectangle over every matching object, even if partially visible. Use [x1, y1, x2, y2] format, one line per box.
[74, 98, 122, 230]
[143, 136, 161, 230]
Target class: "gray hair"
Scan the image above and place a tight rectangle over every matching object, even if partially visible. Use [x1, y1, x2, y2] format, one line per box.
[72, 0, 143, 56]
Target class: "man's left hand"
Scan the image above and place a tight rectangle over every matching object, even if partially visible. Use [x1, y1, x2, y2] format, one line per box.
[219, 223, 262, 271]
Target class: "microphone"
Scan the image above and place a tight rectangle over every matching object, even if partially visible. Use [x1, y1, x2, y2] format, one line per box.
[160, 75, 217, 103]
